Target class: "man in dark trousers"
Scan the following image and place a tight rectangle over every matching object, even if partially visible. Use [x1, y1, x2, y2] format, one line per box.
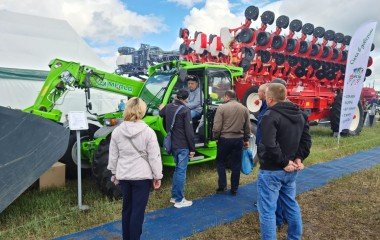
[213, 90, 251, 196]
[159, 89, 195, 208]
[257, 83, 311, 240]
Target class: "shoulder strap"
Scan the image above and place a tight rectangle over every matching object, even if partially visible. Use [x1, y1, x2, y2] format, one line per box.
[169, 105, 184, 131]
[125, 136, 148, 160]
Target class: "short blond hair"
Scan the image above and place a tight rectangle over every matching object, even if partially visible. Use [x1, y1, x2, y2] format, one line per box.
[266, 83, 286, 102]
[123, 97, 147, 122]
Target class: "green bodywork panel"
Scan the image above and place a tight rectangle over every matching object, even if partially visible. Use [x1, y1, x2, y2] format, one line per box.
[24, 59, 244, 167]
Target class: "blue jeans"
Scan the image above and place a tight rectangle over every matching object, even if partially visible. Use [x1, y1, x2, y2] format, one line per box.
[257, 170, 302, 240]
[191, 110, 201, 119]
[172, 148, 190, 202]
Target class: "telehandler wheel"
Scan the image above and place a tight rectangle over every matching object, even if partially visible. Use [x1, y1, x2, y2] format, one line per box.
[59, 124, 99, 179]
[330, 93, 364, 136]
[93, 136, 122, 199]
[243, 86, 261, 115]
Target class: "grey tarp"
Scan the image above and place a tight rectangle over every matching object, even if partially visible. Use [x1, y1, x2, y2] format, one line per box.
[0, 106, 69, 213]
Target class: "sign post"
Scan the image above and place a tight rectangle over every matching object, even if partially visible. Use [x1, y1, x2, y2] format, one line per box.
[68, 111, 89, 210]
[339, 21, 377, 144]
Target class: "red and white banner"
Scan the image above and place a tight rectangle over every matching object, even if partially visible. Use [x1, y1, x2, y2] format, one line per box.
[339, 21, 377, 133]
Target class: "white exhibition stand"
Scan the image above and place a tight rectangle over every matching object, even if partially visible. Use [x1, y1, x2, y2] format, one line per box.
[68, 111, 90, 211]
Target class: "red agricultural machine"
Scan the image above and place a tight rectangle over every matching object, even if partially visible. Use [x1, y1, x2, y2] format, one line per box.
[178, 5, 375, 135]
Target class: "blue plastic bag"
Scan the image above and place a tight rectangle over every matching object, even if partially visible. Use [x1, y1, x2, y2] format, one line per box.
[241, 148, 255, 175]
[241, 135, 257, 175]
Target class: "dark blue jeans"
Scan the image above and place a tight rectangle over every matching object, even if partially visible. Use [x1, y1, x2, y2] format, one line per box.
[119, 179, 151, 240]
[216, 137, 243, 191]
[172, 148, 190, 202]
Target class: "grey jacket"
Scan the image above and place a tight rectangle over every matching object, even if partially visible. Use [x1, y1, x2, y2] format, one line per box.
[187, 87, 203, 114]
[107, 121, 163, 180]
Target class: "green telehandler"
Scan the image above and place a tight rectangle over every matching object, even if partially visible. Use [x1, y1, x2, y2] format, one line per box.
[0, 58, 245, 212]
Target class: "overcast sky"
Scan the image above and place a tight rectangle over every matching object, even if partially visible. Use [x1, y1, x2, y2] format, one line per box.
[0, 0, 378, 89]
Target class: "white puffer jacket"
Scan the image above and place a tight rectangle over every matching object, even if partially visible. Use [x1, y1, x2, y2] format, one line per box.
[107, 121, 163, 180]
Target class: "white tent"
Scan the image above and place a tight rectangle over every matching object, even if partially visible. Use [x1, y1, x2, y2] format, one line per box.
[0, 10, 125, 121]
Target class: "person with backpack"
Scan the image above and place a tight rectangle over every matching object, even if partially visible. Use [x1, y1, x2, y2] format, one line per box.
[159, 88, 195, 208]
[107, 97, 163, 240]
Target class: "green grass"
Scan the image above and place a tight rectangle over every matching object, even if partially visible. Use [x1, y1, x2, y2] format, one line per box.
[186, 165, 380, 240]
[1, 124, 380, 239]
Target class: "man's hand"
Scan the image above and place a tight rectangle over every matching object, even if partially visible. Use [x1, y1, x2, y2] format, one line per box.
[189, 151, 195, 158]
[283, 160, 297, 172]
[153, 179, 161, 190]
[158, 104, 165, 110]
[294, 158, 304, 170]
[243, 141, 250, 148]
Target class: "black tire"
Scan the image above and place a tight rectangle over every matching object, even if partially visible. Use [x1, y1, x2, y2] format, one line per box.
[242, 47, 255, 61]
[324, 30, 335, 41]
[299, 41, 309, 54]
[243, 86, 261, 115]
[335, 33, 344, 43]
[302, 23, 314, 35]
[93, 136, 122, 199]
[330, 93, 364, 136]
[240, 58, 252, 72]
[310, 44, 320, 56]
[289, 19, 302, 32]
[343, 35, 351, 45]
[276, 15, 289, 29]
[59, 124, 99, 179]
[295, 66, 306, 78]
[286, 39, 296, 52]
[322, 46, 330, 58]
[313, 27, 325, 38]
[287, 55, 298, 66]
[245, 6, 259, 20]
[261, 11, 275, 25]
[256, 31, 270, 46]
[239, 28, 253, 43]
[260, 50, 271, 63]
[179, 43, 189, 55]
[272, 35, 285, 49]
[274, 53, 285, 65]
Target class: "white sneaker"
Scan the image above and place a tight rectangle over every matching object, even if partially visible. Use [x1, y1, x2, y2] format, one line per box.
[174, 198, 193, 208]
[170, 198, 176, 203]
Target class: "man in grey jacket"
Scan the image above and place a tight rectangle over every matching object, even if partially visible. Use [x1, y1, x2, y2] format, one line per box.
[186, 75, 203, 119]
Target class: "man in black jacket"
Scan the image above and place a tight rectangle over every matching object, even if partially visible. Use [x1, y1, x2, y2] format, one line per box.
[159, 89, 195, 208]
[257, 83, 311, 240]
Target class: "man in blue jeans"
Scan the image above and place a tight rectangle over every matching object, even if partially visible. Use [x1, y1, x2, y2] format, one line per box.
[159, 89, 195, 208]
[257, 83, 311, 239]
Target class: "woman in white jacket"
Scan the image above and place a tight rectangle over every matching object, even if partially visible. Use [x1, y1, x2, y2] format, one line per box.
[107, 97, 163, 240]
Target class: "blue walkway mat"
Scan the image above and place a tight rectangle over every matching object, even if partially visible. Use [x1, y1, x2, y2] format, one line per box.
[56, 147, 380, 240]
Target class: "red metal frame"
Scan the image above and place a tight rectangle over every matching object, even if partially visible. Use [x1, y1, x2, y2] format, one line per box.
[178, 7, 373, 122]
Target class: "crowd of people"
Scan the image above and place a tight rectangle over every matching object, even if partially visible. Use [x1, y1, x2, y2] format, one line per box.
[107, 76, 312, 240]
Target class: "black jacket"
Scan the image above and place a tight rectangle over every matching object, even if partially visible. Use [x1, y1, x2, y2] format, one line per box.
[258, 101, 312, 170]
[159, 100, 195, 152]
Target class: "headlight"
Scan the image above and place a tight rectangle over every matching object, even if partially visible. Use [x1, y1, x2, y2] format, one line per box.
[104, 118, 118, 126]
[60, 71, 75, 85]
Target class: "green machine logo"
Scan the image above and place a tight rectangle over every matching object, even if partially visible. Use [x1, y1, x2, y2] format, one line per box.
[94, 78, 133, 93]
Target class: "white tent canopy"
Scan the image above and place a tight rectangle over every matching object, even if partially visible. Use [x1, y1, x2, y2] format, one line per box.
[0, 10, 125, 121]
[0, 10, 111, 71]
